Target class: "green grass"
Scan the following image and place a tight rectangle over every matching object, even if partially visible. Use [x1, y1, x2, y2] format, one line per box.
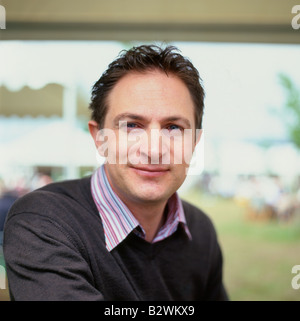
[181, 189, 300, 301]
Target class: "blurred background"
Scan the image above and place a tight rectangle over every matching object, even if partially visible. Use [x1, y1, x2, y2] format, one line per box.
[0, 0, 300, 301]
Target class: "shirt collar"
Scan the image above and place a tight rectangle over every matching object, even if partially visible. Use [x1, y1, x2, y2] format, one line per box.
[91, 165, 191, 251]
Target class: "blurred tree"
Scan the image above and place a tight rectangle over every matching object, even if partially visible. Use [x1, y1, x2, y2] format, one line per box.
[279, 73, 300, 150]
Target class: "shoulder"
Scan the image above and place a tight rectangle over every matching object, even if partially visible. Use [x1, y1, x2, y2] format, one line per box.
[5, 176, 96, 223]
[181, 199, 214, 228]
[181, 199, 217, 240]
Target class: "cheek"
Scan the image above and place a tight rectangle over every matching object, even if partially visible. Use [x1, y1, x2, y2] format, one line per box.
[96, 129, 117, 163]
[116, 132, 129, 163]
[170, 133, 195, 165]
[105, 130, 136, 164]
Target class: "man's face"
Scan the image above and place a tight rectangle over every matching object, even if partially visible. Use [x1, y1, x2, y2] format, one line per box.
[92, 70, 200, 206]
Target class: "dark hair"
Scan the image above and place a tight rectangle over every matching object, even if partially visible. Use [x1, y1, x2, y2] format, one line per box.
[89, 44, 205, 129]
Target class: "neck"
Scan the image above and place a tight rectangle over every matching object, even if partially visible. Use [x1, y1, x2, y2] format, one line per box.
[122, 199, 168, 242]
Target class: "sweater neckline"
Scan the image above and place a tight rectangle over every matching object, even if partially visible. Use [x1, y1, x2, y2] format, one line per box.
[114, 225, 188, 258]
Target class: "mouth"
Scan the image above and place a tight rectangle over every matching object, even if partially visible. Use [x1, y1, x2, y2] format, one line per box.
[130, 165, 170, 178]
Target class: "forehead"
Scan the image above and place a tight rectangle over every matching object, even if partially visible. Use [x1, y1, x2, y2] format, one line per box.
[105, 70, 195, 125]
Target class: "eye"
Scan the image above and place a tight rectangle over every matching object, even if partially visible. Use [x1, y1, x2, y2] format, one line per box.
[119, 122, 139, 130]
[125, 122, 145, 135]
[127, 122, 138, 129]
[167, 124, 182, 131]
[162, 124, 184, 138]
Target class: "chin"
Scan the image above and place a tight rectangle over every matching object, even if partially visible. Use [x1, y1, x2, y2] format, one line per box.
[132, 188, 171, 203]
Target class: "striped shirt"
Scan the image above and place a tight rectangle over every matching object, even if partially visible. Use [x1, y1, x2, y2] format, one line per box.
[91, 165, 192, 251]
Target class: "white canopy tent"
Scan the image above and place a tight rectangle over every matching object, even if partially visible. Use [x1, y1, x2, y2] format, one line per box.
[3, 121, 103, 179]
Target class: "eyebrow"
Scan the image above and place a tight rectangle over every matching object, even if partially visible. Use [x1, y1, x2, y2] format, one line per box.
[113, 113, 192, 128]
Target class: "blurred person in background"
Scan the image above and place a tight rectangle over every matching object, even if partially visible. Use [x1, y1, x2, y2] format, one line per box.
[3, 45, 228, 301]
[0, 187, 18, 245]
[30, 173, 53, 191]
[0, 191, 18, 231]
[0, 173, 52, 245]
[0, 178, 28, 245]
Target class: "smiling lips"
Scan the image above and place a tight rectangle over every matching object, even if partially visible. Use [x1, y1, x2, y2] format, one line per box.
[130, 166, 169, 177]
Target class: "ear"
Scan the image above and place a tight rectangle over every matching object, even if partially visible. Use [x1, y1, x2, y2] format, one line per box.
[88, 120, 101, 149]
[88, 120, 113, 158]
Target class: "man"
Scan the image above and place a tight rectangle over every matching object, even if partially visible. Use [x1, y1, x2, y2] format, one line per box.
[4, 45, 228, 300]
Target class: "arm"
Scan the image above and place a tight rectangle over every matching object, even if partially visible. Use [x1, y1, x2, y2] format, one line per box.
[204, 232, 229, 301]
[3, 212, 104, 301]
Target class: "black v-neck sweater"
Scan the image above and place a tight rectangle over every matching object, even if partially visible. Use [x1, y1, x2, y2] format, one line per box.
[3, 177, 228, 301]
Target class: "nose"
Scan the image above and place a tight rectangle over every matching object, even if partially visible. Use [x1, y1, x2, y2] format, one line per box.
[149, 128, 161, 164]
[139, 126, 169, 164]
